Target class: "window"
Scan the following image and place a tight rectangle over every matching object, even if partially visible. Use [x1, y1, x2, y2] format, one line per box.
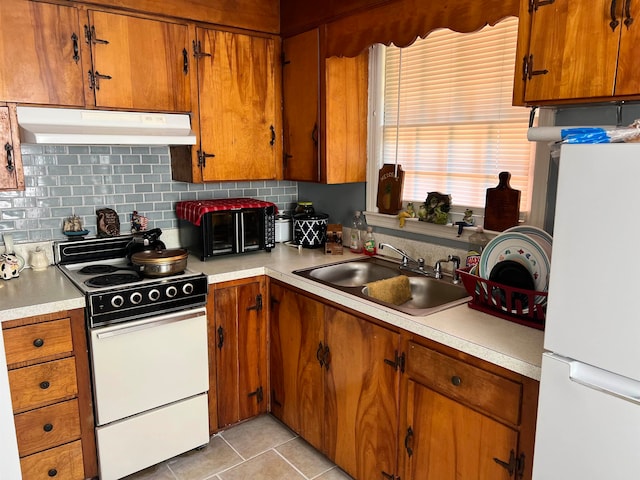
[368, 17, 537, 224]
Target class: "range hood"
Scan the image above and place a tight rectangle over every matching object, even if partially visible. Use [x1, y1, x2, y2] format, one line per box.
[16, 107, 197, 145]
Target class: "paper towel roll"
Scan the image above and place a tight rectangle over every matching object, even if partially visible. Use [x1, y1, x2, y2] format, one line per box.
[527, 126, 616, 142]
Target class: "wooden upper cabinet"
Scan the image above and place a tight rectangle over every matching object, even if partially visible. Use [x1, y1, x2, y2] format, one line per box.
[0, 0, 84, 106]
[85, 10, 191, 112]
[195, 28, 280, 181]
[517, 0, 640, 104]
[282, 28, 368, 184]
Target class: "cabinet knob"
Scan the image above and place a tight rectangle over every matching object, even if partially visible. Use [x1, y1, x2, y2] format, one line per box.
[43, 423, 54, 432]
[48, 469, 57, 477]
[33, 338, 44, 348]
[451, 375, 462, 386]
[39, 381, 50, 390]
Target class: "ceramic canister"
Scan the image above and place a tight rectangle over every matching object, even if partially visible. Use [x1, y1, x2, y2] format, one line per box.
[293, 212, 329, 248]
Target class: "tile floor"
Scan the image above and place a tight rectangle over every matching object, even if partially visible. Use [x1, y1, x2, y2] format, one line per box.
[123, 414, 354, 480]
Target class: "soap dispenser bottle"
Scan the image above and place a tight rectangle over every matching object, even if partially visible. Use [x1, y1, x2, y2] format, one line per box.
[363, 227, 377, 256]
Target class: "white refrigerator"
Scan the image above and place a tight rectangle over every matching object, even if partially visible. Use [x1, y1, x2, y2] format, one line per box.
[532, 143, 640, 479]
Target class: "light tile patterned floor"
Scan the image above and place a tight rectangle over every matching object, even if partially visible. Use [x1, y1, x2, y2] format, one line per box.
[123, 414, 353, 480]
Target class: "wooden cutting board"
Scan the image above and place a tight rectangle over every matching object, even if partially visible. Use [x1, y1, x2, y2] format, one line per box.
[484, 172, 521, 231]
[376, 164, 404, 214]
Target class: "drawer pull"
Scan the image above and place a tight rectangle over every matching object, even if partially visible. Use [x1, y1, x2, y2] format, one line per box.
[43, 423, 54, 432]
[451, 375, 462, 386]
[33, 338, 45, 347]
[48, 468, 58, 477]
[40, 381, 50, 390]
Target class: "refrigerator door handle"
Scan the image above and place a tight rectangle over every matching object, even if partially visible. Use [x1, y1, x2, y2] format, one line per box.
[569, 360, 640, 406]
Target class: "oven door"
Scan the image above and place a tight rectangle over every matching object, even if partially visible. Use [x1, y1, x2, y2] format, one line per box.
[90, 307, 208, 426]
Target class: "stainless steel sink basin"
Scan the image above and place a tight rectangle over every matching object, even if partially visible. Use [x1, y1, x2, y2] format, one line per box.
[294, 257, 470, 316]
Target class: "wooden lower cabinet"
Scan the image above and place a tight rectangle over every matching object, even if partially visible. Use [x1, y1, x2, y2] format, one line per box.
[209, 276, 268, 432]
[400, 340, 539, 480]
[269, 279, 539, 480]
[2, 309, 97, 480]
[270, 281, 400, 479]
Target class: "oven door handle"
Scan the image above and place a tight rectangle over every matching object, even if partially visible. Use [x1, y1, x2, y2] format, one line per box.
[96, 309, 206, 339]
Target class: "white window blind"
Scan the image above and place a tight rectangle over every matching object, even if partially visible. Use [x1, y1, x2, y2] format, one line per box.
[382, 17, 534, 214]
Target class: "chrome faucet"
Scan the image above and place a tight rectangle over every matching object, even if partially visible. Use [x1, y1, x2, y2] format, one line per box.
[434, 255, 461, 284]
[378, 243, 426, 272]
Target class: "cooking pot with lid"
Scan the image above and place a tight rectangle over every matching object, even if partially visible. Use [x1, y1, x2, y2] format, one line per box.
[130, 248, 188, 277]
[293, 212, 329, 248]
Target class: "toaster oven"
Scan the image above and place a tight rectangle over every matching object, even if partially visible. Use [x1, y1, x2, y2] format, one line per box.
[176, 198, 276, 260]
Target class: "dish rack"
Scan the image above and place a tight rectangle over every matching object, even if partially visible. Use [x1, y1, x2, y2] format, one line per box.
[457, 267, 547, 330]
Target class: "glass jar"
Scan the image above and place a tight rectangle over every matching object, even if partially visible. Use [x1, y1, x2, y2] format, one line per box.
[295, 201, 315, 215]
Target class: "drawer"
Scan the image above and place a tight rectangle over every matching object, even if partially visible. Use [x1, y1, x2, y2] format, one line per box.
[15, 399, 81, 457]
[407, 342, 522, 425]
[3, 319, 73, 365]
[20, 440, 84, 480]
[8, 357, 78, 413]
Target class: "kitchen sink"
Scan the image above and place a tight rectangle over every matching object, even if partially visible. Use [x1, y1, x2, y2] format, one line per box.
[294, 256, 470, 316]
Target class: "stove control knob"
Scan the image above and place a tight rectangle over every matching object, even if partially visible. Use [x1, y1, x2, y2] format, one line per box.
[166, 286, 178, 298]
[183, 283, 194, 295]
[130, 292, 143, 305]
[148, 289, 160, 301]
[111, 295, 124, 308]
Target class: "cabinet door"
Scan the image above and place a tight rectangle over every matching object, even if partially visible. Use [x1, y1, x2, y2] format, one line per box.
[282, 29, 321, 182]
[324, 307, 399, 480]
[614, 6, 640, 96]
[0, 0, 84, 106]
[87, 11, 191, 112]
[403, 380, 518, 480]
[269, 284, 324, 451]
[523, 0, 618, 102]
[197, 28, 279, 181]
[0, 105, 24, 191]
[214, 279, 267, 428]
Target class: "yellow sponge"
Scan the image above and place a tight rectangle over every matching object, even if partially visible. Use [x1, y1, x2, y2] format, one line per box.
[365, 275, 412, 305]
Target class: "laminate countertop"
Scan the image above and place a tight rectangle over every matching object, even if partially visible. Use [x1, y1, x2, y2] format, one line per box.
[0, 245, 544, 380]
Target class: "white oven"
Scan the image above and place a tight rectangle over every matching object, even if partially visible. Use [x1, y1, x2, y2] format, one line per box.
[90, 307, 209, 480]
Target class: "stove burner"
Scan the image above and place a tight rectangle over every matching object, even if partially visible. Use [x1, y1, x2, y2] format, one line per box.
[79, 265, 126, 275]
[85, 273, 140, 288]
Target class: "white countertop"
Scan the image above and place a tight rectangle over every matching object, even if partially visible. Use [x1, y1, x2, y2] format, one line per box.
[0, 243, 544, 480]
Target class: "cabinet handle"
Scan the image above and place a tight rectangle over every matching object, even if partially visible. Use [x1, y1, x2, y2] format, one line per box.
[270, 125, 276, 146]
[529, 0, 555, 11]
[39, 381, 50, 390]
[197, 150, 215, 168]
[217, 326, 224, 349]
[33, 338, 44, 348]
[71, 33, 80, 63]
[316, 342, 325, 367]
[182, 48, 189, 74]
[523, 54, 549, 81]
[493, 449, 518, 476]
[311, 123, 318, 146]
[611, 0, 621, 31]
[246, 294, 263, 312]
[451, 375, 462, 386]
[48, 469, 58, 477]
[4, 143, 14, 173]
[323, 345, 331, 370]
[624, 0, 634, 27]
[43, 423, 54, 432]
[404, 426, 414, 457]
[93, 71, 112, 90]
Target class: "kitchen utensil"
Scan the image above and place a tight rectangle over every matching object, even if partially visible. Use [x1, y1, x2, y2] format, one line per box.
[484, 172, 521, 231]
[293, 212, 329, 248]
[1, 234, 25, 279]
[489, 260, 535, 312]
[130, 248, 188, 277]
[30, 247, 49, 271]
[125, 228, 166, 259]
[478, 231, 550, 304]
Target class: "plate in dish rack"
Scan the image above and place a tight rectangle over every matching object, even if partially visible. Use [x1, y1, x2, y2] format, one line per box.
[503, 225, 553, 261]
[479, 231, 550, 301]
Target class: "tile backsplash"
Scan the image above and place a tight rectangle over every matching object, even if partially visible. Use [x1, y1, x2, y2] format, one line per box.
[0, 145, 297, 244]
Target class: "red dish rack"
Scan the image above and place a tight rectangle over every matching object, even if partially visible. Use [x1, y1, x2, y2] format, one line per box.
[456, 267, 547, 330]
